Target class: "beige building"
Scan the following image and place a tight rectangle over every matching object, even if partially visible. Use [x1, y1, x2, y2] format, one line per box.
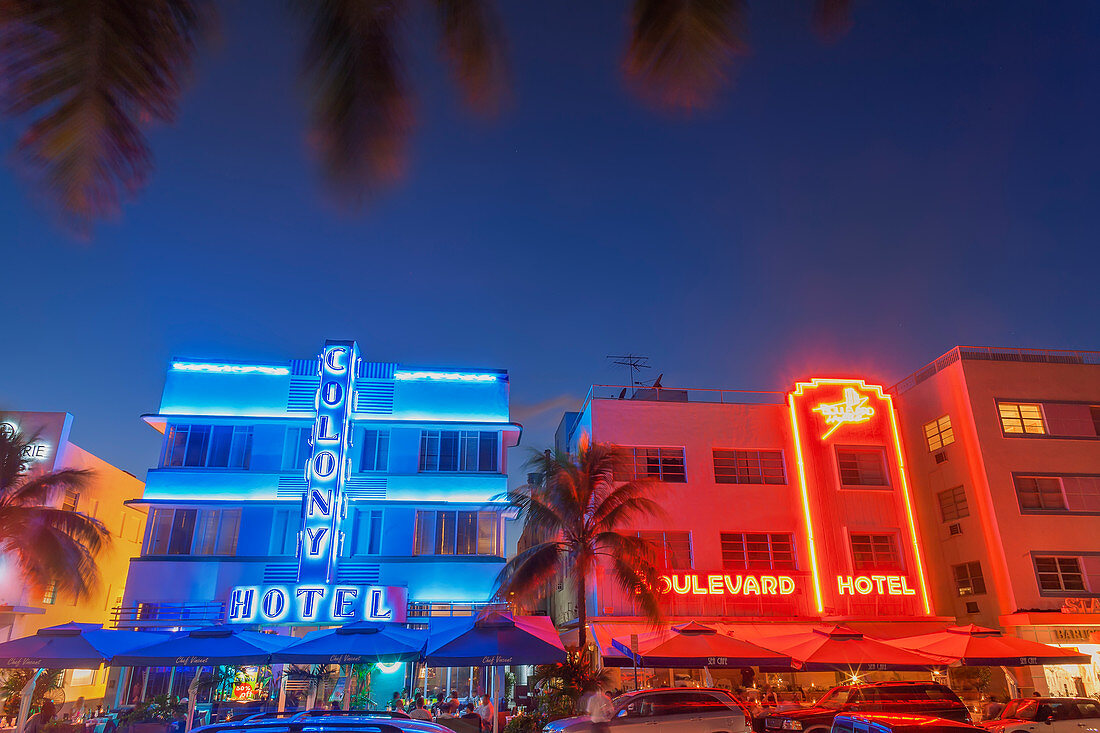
[891, 346, 1100, 697]
[0, 411, 146, 708]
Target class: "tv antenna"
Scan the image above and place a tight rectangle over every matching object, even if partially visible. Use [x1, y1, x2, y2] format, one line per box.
[607, 354, 651, 389]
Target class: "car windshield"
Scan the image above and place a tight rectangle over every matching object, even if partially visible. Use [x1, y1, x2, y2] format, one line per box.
[816, 688, 853, 710]
[1002, 700, 1039, 721]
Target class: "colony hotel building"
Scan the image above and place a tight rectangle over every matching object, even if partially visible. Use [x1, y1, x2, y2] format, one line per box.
[118, 340, 520, 684]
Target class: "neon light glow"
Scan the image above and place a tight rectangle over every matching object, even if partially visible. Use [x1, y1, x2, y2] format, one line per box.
[375, 662, 402, 674]
[836, 575, 917, 596]
[227, 584, 406, 625]
[813, 387, 875, 439]
[657, 574, 796, 596]
[393, 370, 499, 382]
[172, 362, 290, 376]
[788, 395, 826, 613]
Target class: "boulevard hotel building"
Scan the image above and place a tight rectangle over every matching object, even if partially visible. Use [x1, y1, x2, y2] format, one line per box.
[549, 347, 1100, 697]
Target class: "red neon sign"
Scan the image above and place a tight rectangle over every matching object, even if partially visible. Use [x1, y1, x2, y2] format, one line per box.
[836, 575, 917, 596]
[657, 574, 797, 596]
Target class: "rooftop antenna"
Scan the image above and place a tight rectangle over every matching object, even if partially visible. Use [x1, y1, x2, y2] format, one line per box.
[607, 354, 651, 390]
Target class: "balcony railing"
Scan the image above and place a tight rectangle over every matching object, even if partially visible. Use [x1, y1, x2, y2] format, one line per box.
[581, 384, 785, 415]
[891, 345, 1100, 394]
[112, 602, 226, 630]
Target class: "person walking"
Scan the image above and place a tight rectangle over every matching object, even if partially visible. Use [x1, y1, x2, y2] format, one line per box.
[586, 684, 614, 733]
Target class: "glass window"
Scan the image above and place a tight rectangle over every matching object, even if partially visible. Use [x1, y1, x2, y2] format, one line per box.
[351, 509, 382, 555]
[61, 489, 80, 512]
[712, 450, 786, 484]
[999, 402, 1046, 435]
[359, 429, 389, 471]
[419, 431, 499, 472]
[849, 533, 901, 571]
[637, 531, 693, 569]
[164, 425, 251, 468]
[167, 509, 197, 555]
[215, 509, 241, 555]
[953, 561, 986, 596]
[414, 510, 500, 555]
[937, 486, 969, 521]
[1014, 476, 1067, 511]
[1035, 556, 1087, 593]
[720, 532, 796, 570]
[42, 582, 57, 605]
[270, 509, 296, 555]
[924, 415, 955, 451]
[837, 449, 889, 487]
[145, 508, 238, 556]
[618, 447, 687, 483]
[283, 426, 312, 470]
[146, 508, 173, 555]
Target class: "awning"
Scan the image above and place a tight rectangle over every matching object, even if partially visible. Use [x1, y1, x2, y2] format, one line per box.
[889, 624, 1093, 666]
[611, 621, 792, 668]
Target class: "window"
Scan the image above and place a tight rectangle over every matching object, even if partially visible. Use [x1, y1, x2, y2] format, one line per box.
[849, 533, 901, 571]
[269, 509, 298, 555]
[998, 402, 1046, 435]
[712, 450, 785, 484]
[350, 509, 383, 555]
[359, 429, 389, 472]
[42, 582, 57, 605]
[283, 426, 312, 470]
[637, 531, 693, 569]
[418, 431, 498, 472]
[837, 449, 889, 487]
[1093, 406, 1100, 437]
[1035, 556, 1087, 593]
[164, 425, 252, 468]
[413, 511, 500, 556]
[1014, 476, 1067, 511]
[720, 532, 796, 570]
[953, 561, 986, 596]
[924, 415, 955, 451]
[144, 508, 240, 556]
[61, 489, 80, 512]
[937, 486, 969, 522]
[618, 447, 687, 483]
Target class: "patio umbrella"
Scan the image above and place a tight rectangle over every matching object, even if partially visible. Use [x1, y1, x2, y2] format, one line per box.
[424, 610, 567, 666]
[0, 622, 167, 668]
[111, 625, 293, 666]
[273, 621, 426, 664]
[889, 624, 1091, 666]
[758, 624, 939, 671]
[611, 621, 792, 668]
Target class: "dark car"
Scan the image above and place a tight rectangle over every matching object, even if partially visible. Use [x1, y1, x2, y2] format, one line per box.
[763, 682, 971, 733]
[833, 713, 987, 733]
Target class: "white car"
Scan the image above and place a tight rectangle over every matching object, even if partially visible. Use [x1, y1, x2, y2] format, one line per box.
[543, 688, 751, 733]
[982, 698, 1100, 733]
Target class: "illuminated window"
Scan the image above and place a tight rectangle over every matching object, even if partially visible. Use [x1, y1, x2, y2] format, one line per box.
[953, 561, 986, 596]
[720, 532, 796, 570]
[837, 449, 889, 487]
[637, 531, 693, 569]
[1014, 476, 1067, 511]
[849, 533, 901, 571]
[61, 489, 80, 512]
[414, 511, 500, 556]
[937, 486, 969, 522]
[923, 415, 955, 451]
[1034, 556, 1087, 593]
[359, 429, 389, 471]
[144, 508, 239, 556]
[42, 582, 57, 605]
[283, 426, 312, 470]
[616, 447, 687, 483]
[998, 403, 1046, 435]
[712, 450, 786, 484]
[418, 431, 498, 472]
[164, 425, 253, 469]
[350, 509, 382, 555]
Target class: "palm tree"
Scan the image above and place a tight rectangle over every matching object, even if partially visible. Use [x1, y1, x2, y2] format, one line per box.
[495, 442, 665, 651]
[0, 1, 850, 231]
[0, 425, 110, 602]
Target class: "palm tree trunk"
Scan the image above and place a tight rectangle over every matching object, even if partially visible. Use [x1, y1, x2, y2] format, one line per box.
[577, 570, 588, 652]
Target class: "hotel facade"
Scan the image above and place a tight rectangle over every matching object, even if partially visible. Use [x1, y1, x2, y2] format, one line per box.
[116, 339, 521, 698]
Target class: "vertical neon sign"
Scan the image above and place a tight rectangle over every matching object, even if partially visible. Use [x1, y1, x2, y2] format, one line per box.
[298, 340, 358, 584]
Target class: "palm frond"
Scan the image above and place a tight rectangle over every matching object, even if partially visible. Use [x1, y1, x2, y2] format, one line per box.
[494, 540, 562, 603]
[4, 468, 92, 508]
[432, 0, 507, 114]
[0, 0, 207, 231]
[624, 0, 748, 111]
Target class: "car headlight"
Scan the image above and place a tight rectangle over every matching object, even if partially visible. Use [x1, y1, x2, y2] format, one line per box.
[781, 720, 803, 730]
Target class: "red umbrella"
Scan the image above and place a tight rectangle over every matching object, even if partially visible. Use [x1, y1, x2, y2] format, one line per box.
[759, 624, 939, 671]
[612, 621, 792, 668]
[889, 624, 1091, 666]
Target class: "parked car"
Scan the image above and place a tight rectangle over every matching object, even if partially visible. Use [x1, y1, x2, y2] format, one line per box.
[762, 682, 971, 733]
[833, 713, 987, 733]
[543, 687, 752, 733]
[192, 710, 450, 733]
[981, 698, 1100, 733]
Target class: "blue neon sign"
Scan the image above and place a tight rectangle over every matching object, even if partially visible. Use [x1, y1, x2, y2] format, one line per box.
[172, 361, 290, 376]
[393, 370, 500, 382]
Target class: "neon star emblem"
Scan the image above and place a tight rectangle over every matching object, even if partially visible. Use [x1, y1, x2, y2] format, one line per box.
[813, 387, 875, 439]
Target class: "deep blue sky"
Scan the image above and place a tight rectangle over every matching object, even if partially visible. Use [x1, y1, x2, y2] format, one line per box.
[2, 1, 1098, 478]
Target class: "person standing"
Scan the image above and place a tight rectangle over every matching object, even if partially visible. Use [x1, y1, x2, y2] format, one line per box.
[475, 694, 495, 732]
[586, 684, 614, 733]
[25, 700, 56, 733]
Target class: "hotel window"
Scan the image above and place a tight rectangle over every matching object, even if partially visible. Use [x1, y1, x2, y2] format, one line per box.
[283, 426, 312, 470]
[164, 425, 253, 469]
[837, 449, 889, 487]
[720, 532, 796, 571]
[350, 509, 383, 555]
[998, 402, 1046, 435]
[937, 486, 969, 522]
[418, 431, 499, 472]
[637, 531, 693, 569]
[712, 450, 786, 485]
[61, 489, 80, 512]
[617, 447, 687, 483]
[953, 561, 986, 596]
[359, 429, 389, 471]
[269, 509, 298, 555]
[1034, 556, 1088, 593]
[413, 511, 500, 556]
[42, 582, 57, 605]
[1014, 476, 1067, 511]
[849, 533, 901, 572]
[924, 415, 955, 451]
[144, 508, 240, 556]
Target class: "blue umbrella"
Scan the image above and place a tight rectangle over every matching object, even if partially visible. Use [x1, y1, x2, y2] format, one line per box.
[111, 625, 293, 666]
[425, 610, 566, 666]
[273, 621, 425, 665]
[0, 623, 167, 668]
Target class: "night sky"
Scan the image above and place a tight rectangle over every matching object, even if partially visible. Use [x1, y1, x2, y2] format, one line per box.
[1, 2, 1098, 479]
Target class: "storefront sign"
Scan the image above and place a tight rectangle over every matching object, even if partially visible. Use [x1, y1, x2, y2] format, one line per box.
[1051, 627, 1100, 643]
[657, 573, 797, 596]
[836, 575, 916, 596]
[813, 387, 875, 439]
[226, 584, 407, 625]
[1061, 598, 1100, 614]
